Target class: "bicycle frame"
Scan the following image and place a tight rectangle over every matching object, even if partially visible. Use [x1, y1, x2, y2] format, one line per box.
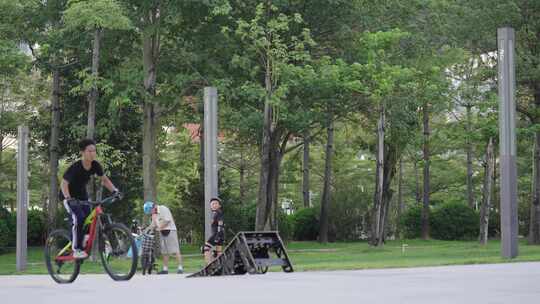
[55, 204, 104, 262]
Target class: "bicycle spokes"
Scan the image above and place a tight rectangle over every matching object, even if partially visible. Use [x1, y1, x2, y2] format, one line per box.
[99, 223, 137, 281]
[44, 230, 80, 284]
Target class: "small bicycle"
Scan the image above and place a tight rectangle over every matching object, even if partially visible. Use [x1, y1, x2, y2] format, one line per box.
[138, 228, 158, 275]
[44, 193, 138, 284]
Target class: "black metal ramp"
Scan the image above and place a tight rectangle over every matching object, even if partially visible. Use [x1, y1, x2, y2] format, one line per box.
[187, 231, 294, 278]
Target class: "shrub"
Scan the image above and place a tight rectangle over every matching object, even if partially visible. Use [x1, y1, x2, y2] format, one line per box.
[27, 209, 46, 246]
[488, 209, 500, 238]
[519, 201, 530, 237]
[224, 201, 256, 236]
[430, 202, 479, 240]
[291, 207, 319, 241]
[399, 205, 423, 239]
[0, 207, 16, 248]
[329, 191, 369, 241]
[0, 218, 10, 254]
[277, 212, 294, 242]
[53, 208, 71, 231]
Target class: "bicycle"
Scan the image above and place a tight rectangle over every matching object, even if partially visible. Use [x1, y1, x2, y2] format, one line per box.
[138, 228, 158, 275]
[44, 193, 138, 284]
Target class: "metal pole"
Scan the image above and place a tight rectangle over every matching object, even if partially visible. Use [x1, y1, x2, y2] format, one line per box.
[204, 87, 218, 240]
[16, 125, 29, 271]
[497, 27, 518, 258]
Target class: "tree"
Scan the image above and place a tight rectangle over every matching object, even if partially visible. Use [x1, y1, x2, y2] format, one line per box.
[64, 0, 131, 140]
[225, 2, 315, 230]
[11, 0, 76, 226]
[350, 29, 417, 245]
[514, 0, 540, 245]
[0, 40, 33, 210]
[0, 40, 31, 176]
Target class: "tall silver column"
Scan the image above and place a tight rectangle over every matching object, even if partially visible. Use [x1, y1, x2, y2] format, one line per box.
[497, 27, 518, 258]
[16, 125, 29, 271]
[204, 87, 218, 240]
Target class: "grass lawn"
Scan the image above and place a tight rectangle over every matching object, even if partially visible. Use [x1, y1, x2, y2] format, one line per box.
[1, 239, 540, 275]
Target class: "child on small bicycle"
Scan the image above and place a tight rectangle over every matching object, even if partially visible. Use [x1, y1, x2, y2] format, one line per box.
[60, 139, 121, 259]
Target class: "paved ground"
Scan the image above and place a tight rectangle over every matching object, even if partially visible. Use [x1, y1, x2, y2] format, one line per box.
[1, 262, 540, 304]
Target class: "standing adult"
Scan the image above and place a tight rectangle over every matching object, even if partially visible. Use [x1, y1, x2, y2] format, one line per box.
[143, 201, 184, 274]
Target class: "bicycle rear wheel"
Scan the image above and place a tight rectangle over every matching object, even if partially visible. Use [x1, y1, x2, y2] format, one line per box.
[44, 229, 81, 284]
[99, 223, 138, 281]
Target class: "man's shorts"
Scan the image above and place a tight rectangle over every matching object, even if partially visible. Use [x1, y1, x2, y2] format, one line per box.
[159, 230, 180, 254]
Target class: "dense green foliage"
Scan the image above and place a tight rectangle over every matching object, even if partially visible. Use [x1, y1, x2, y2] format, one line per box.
[430, 202, 479, 240]
[0, 0, 539, 246]
[291, 207, 319, 241]
[400, 205, 423, 239]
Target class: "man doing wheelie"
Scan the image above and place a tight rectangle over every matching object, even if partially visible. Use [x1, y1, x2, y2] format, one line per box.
[60, 139, 120, 259]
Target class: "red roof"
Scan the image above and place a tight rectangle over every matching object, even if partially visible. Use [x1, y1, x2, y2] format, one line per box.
[183, 123, 224, 142]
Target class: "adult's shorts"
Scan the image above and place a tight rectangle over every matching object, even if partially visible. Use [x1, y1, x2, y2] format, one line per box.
[159, 230, 180, 254]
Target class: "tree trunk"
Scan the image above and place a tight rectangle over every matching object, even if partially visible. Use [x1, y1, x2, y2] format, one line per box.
[48, 69, 61, 228]
[529, 86, 540, 244]
[142, 8, 161, 203]
[414, 159, 421, 204]
[269, 144, 282, 231]
[380, 158, 395, 244]
[371, 105, 385, 245]
[479, 137, 494, 245]
[421, 101, 430, 240]
[256, 50, 282, 231]
[256, 95, 273, 231]
[239, 146, 246, 204]
[397, 157, 404, 238]
[529, 135, 540, 244]
[0, 134, 3, 188]
[466, 104, 475, 209]
[0, 79, 4, 182]
[86, 28, 102, 140]
[10, 181, 14, 211]
[143, 102, 158, 202]
[255, 128, 285, 231]
[86, 29, 102, 201]
[256, 125, 284, 231]
[0, 133, 4, 210]
[302, 130, 310, 208]
[492, 155, 499, 222]
[373, 144, 399, 246]
[319, 110, 334, 243]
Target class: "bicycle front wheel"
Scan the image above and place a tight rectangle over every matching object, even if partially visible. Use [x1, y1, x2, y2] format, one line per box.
[44, 229, 81, 284]
[99, 223, 138, 281]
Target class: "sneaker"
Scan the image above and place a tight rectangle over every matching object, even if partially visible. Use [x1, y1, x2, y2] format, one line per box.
[158, 270, 169, 275]
[73, 250, 88, 259]
[177, 268, 183, 274]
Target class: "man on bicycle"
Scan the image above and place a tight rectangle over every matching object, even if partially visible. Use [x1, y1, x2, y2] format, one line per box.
[60, 139, 120, 259]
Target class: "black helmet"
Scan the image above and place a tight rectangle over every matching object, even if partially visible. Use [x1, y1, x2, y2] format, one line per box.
[210, 197, 222, 204]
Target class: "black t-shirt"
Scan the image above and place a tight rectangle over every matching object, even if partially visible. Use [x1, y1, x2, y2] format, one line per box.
[211, 209, 224, 235]
[61, 160, 104, 200]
